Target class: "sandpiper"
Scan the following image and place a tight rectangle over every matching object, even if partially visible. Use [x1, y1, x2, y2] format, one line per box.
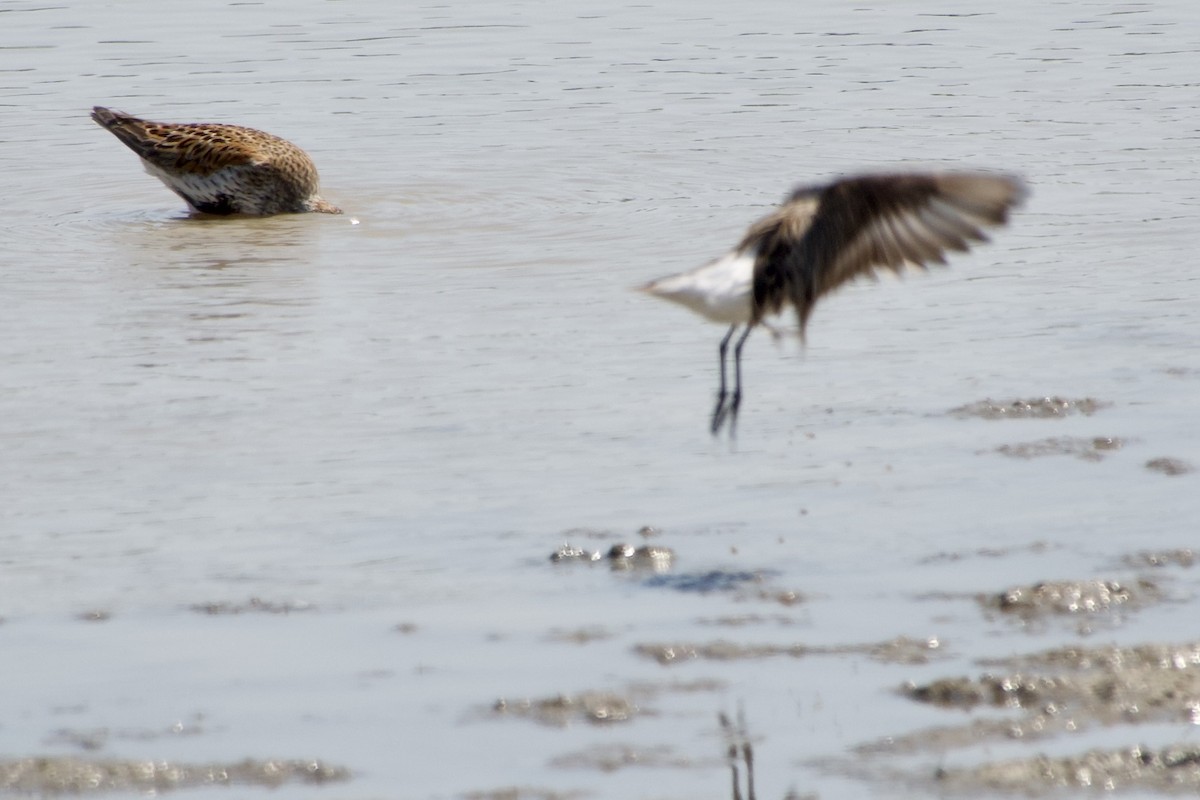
[642, 171, 1027, 435]
[91, 106, 340, 215]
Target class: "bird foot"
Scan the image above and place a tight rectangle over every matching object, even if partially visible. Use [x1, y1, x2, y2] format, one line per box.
[711, 391, 741, 437]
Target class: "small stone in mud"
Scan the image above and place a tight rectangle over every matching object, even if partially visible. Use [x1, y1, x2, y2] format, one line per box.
[995, 436, 1125, 461]
[949, 396, 1104, 419]
[492, 691, 637, 726]
[1145, 456, 1194, 475]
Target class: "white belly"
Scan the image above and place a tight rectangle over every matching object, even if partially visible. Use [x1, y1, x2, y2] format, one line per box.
[641, 249, 755, 325]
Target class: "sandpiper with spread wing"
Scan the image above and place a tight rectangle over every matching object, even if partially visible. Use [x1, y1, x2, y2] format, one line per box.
[641, 171, 1027, 435]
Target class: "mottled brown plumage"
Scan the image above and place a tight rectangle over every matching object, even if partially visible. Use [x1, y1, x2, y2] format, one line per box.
[642, 171, 1027, 434]
[91, 106, 340, 215]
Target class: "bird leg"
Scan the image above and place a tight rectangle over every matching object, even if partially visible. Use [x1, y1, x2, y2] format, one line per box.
[720, 709, 756, 800]
[710, 325, 737, 435]
[723, 325, 754, 436]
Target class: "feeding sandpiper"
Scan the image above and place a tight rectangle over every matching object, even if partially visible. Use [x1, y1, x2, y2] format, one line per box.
[91, 106, 340, 216]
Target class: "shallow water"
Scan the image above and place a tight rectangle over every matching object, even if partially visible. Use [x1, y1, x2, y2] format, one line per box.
[2, 1, 1199, 797]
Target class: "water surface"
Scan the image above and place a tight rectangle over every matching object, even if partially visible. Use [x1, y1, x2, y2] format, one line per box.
[2, 1, 1198, 797]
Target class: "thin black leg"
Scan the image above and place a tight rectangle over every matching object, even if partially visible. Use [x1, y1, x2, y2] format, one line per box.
[710, 324, 737, 435]
[744, 741, 756, 800]
[727, 325, 754, 436]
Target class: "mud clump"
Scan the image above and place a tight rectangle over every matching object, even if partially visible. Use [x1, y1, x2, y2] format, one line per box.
[983, 578, 1155, 620]
[995, 435, 1124, 461]
[935, 744, 1200, 793]
[889, 638, 1200, 794]
[492, 691, 638, 726]
[949, 396, 1104, 420]
[462, 788, 585, 800]
[1145, 457, 1194, 476]
[634, 636, 943, 667]
[189, 597, 314, 615]
[1122, 549, 1196, 569]
[550, 542, 675, 573]
[0, 756, 347, 794]
[908, 665, 1200, 724]
[548, 743, 693, 772]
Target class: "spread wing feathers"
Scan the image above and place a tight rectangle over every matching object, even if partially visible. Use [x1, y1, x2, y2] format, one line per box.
[747, 172, 1026, 335]
[91, 106, 270, 175]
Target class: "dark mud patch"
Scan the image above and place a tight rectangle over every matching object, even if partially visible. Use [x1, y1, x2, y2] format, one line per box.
[189, 597, 315, 615]
[0, 756, 347, 795]
[949, 396, 1105, 420]
[1146, 457, 1194, 476]
[633, 635, 943, 667]
[641, 570, 767, 593]
[995, 435, 1125, 461]
[934, 744, 1200, 794]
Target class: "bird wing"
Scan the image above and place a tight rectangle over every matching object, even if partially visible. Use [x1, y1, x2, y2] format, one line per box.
[92, 106, 263, 175]
[748, 172, 1026, 335]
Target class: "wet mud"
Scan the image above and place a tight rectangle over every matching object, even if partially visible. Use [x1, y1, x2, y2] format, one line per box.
[862, 554, 1200, 796]
[995, 435, 1125, 461]
[982, 578, 1158, 621]
[532, 534, 1199, 797]
[0, 756, 347, 795]
[1145, 457, 1194, 476]
[550, 541, 675, 572]
[633, 635, 943, 667]
[492, 691, 640, 727]
[934, 744, 1200, 794]
[189, 597, 315, 615]
[461, 789, 585, 800]
[15, 536, 1195, 799]
[948, 396, 1105, 420]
